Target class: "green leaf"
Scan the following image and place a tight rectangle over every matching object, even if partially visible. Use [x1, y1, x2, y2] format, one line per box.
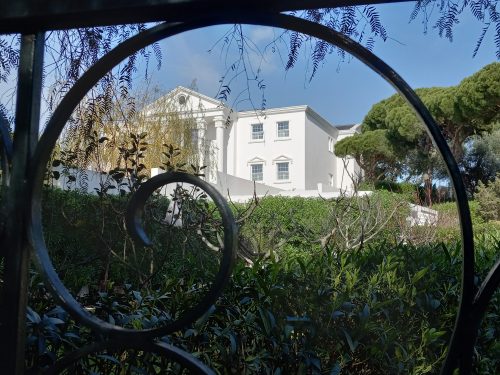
[258, 307, 271, 335]
[412, 267, 429, 284]
[429, 298, 440, 310]
[228, 332, 237, 354]
[132, 290, 142, 304]
[296, 257, 307, 275]
[64, 332, 80, 340]
[359, 304, 370, 320]
[284, 324, 294, 338]
[195, 305, 216, 326]
[331, 310, 344, 319]
[26, 307, 41, 324]
[441, 242, 452, 263]
[184, 328, 197, 338]
[342, 329, 358, 352]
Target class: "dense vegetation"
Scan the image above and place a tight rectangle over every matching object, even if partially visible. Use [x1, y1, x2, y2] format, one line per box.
[16, 188, 500, 374]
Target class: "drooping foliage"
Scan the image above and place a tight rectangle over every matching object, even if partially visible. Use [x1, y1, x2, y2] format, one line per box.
[0, 36, 19, 84]
[0, 4, 498, 128]
[211, 4, 500, 110]
[284, 2, 500, 84]
[46, 27, 162, 168]
[285, 6, 388, 82]
[57, 84, 208, 179]
[0, 26, 162, 152]
[410, 0, 500, 58]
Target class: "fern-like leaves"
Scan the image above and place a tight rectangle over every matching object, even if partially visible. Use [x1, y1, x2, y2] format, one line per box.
[411, 0, 500, 58]
[286, 31, 304, 71]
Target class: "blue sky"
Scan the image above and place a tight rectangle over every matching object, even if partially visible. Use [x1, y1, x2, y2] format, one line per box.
[147, 2, 498, 125]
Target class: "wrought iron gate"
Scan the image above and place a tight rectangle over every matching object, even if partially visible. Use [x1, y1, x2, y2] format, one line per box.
[0, 1, 498, 374]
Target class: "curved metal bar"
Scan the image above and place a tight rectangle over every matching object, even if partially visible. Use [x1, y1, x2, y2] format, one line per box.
[0, 0, 413, 34]
[0, 111, 12, 244]
[28, 10, 480, 373]
[43, 339, 214, 374]
[29, 20, 238, 340]
[472, 256, 500, 319]
[0, 111, 12, 185]
[124, 171, 237, 334]
[0, 111, 12, 160]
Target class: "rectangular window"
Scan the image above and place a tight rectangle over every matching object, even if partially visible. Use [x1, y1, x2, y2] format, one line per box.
[328, 137, 334, 153]
[276, 162, 289, 180]
[329, 173, 334, 187]
[251, 164, 263, 181]
[251, 123, 264, 140]
[277, 121, 289, 138]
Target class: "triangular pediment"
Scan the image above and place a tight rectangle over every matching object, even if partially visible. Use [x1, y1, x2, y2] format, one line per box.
[272, 155, 293, 164]
[247, 156, 266, 165]
[143, 86, 225, 116]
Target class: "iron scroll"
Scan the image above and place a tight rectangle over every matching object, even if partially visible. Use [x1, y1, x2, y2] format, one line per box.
[0, 7, 495, 374]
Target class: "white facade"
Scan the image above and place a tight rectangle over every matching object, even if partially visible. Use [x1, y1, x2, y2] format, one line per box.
[149, 86, 362, 196]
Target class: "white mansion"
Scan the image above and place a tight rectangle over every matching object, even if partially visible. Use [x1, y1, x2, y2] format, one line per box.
[147, 86, 362, 199]
[53, 87, 437, 224]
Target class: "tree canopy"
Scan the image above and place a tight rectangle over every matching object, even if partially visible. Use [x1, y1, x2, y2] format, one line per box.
[335, 62, 500, 193]
[462, 123, 500, 191]
[334, 129, 399, 181]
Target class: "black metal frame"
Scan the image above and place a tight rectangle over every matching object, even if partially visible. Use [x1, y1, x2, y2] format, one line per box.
[0, 2, 498, 374]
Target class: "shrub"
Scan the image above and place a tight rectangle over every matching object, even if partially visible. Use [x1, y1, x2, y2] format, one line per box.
[22, 188, 499, 374]
[25, 236, 500, 374]
[476, 174, 500, 221]
[42, 185, 221, 295]
[360, 180, 417, 197]
[433, 200, 500, 243]
[241, 192, 410, 256]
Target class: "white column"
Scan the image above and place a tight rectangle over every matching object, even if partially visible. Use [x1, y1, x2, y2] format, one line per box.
[196, 117, 207, 169]
[214, 115, 225, 173]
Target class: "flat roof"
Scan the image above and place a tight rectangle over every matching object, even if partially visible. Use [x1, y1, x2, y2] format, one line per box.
[336, 124, 358, 130]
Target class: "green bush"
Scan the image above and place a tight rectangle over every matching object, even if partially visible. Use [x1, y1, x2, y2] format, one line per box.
[433, 200, 500, 243]
[20, 189, 500, 374]
[476, 174, 500, 221]
[42, 187, 221, 294]
[25, 237, 500, 374]
[241, 192, 410, 255]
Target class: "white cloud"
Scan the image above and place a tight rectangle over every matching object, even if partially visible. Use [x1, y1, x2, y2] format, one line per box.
[248, 26, 276, 44]
[159, 31, 223, 94]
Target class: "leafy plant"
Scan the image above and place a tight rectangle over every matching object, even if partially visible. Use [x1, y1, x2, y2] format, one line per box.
[476, 173, 500, 221]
